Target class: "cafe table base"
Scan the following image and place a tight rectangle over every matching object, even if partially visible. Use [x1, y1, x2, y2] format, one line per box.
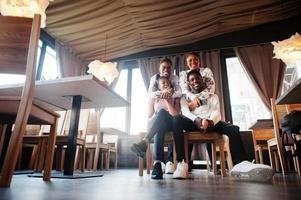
[28, 171, 103, 179]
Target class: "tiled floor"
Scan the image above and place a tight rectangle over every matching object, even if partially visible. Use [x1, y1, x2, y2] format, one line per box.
[0, 169, 301, 200]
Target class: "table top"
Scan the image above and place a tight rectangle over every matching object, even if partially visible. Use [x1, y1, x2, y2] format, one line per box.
[248, 119, 273, 130]
[276, 77, 301, 105]
[0, 75, 129, 110]
[100, 127, 127, 135]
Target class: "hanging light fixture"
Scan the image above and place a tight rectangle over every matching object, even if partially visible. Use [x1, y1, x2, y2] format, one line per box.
[272, 32, 301, 66]
[0, 0, 52, 28]
[87, 33, 119, 85]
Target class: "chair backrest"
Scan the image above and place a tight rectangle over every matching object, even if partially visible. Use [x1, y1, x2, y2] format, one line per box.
[61, 109, 90, 139]
[0, 14, 40, 143]
[270, 98, 288, 147]
[286, 103, 301, 113]
[103, 135, 118, 149]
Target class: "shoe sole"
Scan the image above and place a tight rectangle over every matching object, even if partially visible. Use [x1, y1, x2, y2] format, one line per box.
[172, 176, 187, 179]
[131, 144, 145, 158]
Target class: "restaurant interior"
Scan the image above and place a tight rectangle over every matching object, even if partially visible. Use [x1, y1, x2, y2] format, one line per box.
[0, 0, 301, 199]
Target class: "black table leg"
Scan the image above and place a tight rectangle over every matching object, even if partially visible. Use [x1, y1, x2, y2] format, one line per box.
[63, 95, 82, 175]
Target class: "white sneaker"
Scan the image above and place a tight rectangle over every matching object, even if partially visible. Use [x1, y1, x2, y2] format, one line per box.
[230, 160, 274, 182]
[165, 161, 175, 174]
[173, 160, 188, 179]
[161, 162, 166, 174]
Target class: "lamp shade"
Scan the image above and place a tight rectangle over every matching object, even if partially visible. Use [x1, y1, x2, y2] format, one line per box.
[87, 60, 119, 85]
[272, 33, 301, 65]
[0, 0, 52, 28]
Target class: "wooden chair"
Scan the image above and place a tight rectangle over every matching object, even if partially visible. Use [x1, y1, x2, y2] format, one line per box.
[184, 131, 226, 176]
[103, 134, 119, 169]
[267, 98, 292, 175]
[285, 103, 301, 175]
[249, 119, 275, 164]
[138, 131, 176, 176]
[85, 135, 110, 171]
[215, 135, 233, 170]
[192, 135, 233, 171]
[0, 14, 59, 187]
[55, 109, 90, 172]
[85, 109, 110, 171]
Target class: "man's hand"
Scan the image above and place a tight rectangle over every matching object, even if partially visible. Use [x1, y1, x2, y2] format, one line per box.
[194, 117, 203, 130]
[202, 119, 214, 131]
[202, 119, 209, 130]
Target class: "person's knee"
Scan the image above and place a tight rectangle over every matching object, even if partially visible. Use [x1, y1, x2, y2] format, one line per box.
[157, 108, 168, 116]
[172, 115, 182, 126]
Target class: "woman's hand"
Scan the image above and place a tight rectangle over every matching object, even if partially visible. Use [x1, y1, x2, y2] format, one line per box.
[160, 88, 173, 99]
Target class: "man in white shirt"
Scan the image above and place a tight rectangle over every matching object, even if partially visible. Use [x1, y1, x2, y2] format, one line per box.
[172, 69, 248, 177]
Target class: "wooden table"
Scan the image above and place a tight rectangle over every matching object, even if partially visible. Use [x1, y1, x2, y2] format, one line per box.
[249, 119, 274, 164]
[0, 75, 129, 176]
[276, 77, 301, 105]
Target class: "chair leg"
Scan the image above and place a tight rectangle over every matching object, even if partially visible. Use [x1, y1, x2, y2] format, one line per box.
[106, 151, 110, 170]
[81, 145, 85, 172]
[43, 120, 57, 181]
[212, 143, 217, 175]
[29, 145, 39, 170]
[258, 146, 264, 164]
[218, 139, 226, 177]
[37, 139, 47, 172]
[255, 149, 260, 163]
[277, 144, 289, 175]
[93, 147, 100, 171]
[139, 156, 144, 176]
[274, 151, 280, 172]
[0, 118, 28, 187]
[226, 147, 233, 170]
[114, 152, 118, 169]
[206, 152, 210, 173]
[146, 141, 151, 174]
[268, 145, 276, 171]
[184, 135, 189, 164]
[173, 141, 177, 165]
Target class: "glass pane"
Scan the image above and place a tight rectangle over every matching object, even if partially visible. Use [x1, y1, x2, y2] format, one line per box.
[0, 74, 25, 85]
[100, 69, 128, 132]
[282, 63, 301, 93]
[0, 41, 43, 85]
[40, 46, 59, 80]
[130, 68, 148, 135]
[226, 57, 271, 131]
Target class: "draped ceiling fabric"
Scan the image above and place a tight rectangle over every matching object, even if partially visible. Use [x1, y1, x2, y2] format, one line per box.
[45, 0, 301, 63]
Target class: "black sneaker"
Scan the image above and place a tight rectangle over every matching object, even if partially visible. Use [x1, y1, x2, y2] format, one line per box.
[131, 140, 147, 158]
[151, 162, 163, 179]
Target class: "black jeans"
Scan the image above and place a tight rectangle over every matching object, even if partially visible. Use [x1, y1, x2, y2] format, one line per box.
[173, 115, 248, 165]
[145, 109, 176, 162]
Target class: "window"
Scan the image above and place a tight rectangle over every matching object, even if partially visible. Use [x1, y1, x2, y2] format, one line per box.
[100, 67, 149, 135]
[226, 57, 271, 131]
[40, 46, 59, 80]
[130, 68, 148, 135]
[100, 69, 128, 132]
[282, 63, 301, 93]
